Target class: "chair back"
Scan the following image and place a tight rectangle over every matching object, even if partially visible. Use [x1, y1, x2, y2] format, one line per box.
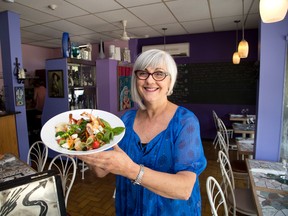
[218, 150, 236, 216]
[27, 141, 48, 172]
[217, 132, 229, 159]
[212, 110, 219, 130]
[48, 154, 77, 207]
[217, 118, 230, 145]
[206, 176, 229, 216]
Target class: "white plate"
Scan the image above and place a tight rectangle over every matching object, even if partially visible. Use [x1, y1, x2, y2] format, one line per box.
[41, 109, 125, 155]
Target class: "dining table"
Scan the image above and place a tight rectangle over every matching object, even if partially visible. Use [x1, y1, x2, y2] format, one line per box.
[232, 122, 255, 138]
[236, 138, 254, 159]
[229, 114, 256, 124]
[0, 153, 36, 183]
[246, 159, 288, 216]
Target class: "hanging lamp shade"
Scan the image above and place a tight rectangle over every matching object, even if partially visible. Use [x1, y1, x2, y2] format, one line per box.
[233, 52, 241, 64]
[260, 0, 288, 23]
[232, 20, 241, 64]
[238, 0, 249, 58]
[238, 39, 249, 58]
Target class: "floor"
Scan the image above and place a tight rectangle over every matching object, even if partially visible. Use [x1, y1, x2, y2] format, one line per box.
[65, 139, 247, 216]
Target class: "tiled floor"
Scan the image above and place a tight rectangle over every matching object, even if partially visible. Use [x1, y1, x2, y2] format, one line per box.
[66, 139, 247, 215]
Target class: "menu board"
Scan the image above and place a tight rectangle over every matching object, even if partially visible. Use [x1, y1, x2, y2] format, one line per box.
[168, 61, 258, 104]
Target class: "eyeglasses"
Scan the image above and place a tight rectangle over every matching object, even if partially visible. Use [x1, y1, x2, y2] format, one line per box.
[135, 70, 169, 81]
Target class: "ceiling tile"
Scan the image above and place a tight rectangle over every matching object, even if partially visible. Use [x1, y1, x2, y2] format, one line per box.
[16, 0, 89, 18]
[0, 3, 58, 23]
[213, 16, 243, 32]
[151, 23, 188, 36]
[66, 0, 123, 13]
[22, 25, 63, 39]
[128, 3, 177, 25]
[21, 31, 51, 41]
[115, 0, 161, 7]
[166, 0, 210, 21]
[67, 15, 118, 32]
[20, 19, 35, 27]
[95, 9, 145, 27]
[127, 26, 161, 38]
[182, 20, 214, 34]
[43, 20, 95, 35]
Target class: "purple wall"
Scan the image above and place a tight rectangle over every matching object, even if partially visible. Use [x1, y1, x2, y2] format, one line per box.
[255, 15, 288, 161]
[129, 29, 259, 139]
[42, 58, 70, 125]
[0, 11, 30, 161]
[134, 29, 259, 64]
[96, 59, 132, 118]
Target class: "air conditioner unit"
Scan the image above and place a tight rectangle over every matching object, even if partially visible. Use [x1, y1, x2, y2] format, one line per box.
[142, 43, 190, 57]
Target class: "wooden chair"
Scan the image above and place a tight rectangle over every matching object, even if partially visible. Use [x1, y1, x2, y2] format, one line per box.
[218, 151, 257, 216]
[48, 154, 77, 207]
[206, 176, 229, 216]
[27, 141, 48, 172]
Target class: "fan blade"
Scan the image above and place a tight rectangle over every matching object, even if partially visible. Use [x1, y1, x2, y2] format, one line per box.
[121, 20, 130, 41]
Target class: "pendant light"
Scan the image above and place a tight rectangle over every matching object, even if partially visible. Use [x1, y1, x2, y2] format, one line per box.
[260, 0, 288, 23]
[233, 20, 241, 64]
[238, 0, 249, 58]
[162, 27, 167, 51]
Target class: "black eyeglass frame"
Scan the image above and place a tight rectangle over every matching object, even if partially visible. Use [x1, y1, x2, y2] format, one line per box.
[135, 70, 169, 81]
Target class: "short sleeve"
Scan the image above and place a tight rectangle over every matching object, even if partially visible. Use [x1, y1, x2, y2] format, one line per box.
[173, 108, 207, 175]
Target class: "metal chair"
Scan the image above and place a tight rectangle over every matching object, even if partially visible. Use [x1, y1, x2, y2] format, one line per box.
[206, 176, 229, 216]
[212, 110, 234, 149]
[48, 153, 77, 207]
[217, 131, 249, 185]
[27, 141, 48, 172]
[217, 117, 237, 151]
[218, 150, 257, 216]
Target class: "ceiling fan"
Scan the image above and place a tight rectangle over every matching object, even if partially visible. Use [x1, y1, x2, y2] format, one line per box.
[120, 20, 149, 41]
[121, 20, 130, 41]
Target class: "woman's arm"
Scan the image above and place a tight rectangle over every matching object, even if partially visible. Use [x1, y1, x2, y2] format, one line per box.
[79, 145, 197, 200]
[135, 167, 196, 200]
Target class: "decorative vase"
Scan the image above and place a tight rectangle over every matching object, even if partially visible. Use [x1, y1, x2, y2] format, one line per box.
[98, 40, 105, 59]
[62, 32, 71, 58]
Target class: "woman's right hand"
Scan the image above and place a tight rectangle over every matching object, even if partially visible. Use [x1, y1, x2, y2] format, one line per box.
[77, 144, 139, 179]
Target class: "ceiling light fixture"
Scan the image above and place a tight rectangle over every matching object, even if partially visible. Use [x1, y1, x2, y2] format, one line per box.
[48, 4, 57, 10]
[233, 20, 241, 64]
[260, 0, 288, 23]
[238, 0, 249, 58]
[3, 0, 14, 3]
[162, 27, 167, 51]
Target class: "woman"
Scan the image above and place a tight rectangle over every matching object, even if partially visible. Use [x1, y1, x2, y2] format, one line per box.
[78, 49, 207, 215]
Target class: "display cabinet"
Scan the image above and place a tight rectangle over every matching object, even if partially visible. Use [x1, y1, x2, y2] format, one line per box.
[42, 58, 96, 127]
[67, 60, 96, 110]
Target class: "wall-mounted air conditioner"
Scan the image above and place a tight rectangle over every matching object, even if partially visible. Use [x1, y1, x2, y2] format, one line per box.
[142, 43, 190, 57]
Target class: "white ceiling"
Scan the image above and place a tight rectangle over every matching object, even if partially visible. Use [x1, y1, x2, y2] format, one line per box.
[0, 0, 260, 48]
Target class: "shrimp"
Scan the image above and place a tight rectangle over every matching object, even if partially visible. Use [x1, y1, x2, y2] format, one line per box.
[81, 111, 100, 135]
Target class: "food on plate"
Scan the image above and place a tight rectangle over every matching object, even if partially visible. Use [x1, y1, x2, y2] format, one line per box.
[55, 111, 125, 151]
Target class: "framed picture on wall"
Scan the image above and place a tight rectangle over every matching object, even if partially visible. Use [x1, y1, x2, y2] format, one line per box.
[15, 86, 25, 106]
[118, 64, 133, 111]
[48, 70, 64, 98]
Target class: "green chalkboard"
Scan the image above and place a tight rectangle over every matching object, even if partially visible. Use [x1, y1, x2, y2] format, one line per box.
[168, 62, 258, 104]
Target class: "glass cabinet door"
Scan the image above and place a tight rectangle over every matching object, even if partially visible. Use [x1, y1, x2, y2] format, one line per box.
[68, 63, 96, 110]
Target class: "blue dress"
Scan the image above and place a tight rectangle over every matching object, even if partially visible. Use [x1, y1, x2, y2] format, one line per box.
[115, 106, 207, 216]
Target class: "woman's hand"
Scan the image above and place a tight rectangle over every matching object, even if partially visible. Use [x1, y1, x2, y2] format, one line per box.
[77, 145, 138, 179]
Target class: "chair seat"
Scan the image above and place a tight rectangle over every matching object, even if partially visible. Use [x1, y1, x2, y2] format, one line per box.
[231, 160, 248, 173]
[228, 188, 257, 215]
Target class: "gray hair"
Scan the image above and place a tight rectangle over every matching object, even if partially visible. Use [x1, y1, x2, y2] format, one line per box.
[131, 49, 178, 110]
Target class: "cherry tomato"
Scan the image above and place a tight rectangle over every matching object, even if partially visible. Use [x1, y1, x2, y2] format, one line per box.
[92, 140, 100, 149]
